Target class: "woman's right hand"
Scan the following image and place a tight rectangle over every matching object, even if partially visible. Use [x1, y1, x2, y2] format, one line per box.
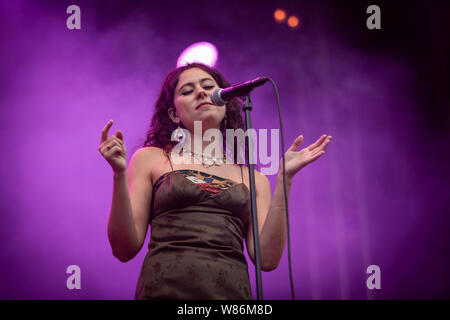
[98, 120, 127, 173]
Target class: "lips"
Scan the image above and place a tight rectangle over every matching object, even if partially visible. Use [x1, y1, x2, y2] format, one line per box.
[196, 102, 213, 109]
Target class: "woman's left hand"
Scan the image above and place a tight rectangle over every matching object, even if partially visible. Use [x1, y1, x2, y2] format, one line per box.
[281, 134, 332, 178]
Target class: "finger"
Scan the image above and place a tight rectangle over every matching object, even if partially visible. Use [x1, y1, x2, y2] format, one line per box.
[310, 150, 325, 162]
[307, 134, 327, 152]
[100, 140, 120, 154]
[320, 136, 332, 150]
[115, 130, 124, 141]
[99, 143, 113, 155]
[98, 137, 114, 150]
[98, 139, 111, 152]
[99, 136, 122, 152]
[101, 120, 114, 143]
[287, 135, 303, 152]
[105, 145, 122, 157]
[316, 135, 332, 152]
[110, 136, 123, 146]
[108, 140, 122, 151]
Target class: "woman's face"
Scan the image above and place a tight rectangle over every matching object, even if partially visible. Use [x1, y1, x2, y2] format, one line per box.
[172, 67, 226, 132]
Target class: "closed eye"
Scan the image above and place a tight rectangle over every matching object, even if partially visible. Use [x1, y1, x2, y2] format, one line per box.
[181, 86, 215, 96]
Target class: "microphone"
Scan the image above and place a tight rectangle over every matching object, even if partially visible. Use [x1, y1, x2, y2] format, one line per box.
[210, 77, 269, 106]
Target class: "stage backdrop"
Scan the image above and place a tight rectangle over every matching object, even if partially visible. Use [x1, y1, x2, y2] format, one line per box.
[0, 0, 449, 299]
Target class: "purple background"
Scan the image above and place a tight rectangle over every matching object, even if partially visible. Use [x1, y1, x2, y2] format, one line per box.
[1, 0, 449, 299]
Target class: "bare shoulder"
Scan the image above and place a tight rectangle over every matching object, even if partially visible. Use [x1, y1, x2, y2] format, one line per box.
[129, 146, 169, 165]
[128, 147, 165, 178]
[131, 146, 165, 158]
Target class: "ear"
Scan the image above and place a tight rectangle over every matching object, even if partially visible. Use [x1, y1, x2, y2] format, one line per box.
[168, 107, 180, 124]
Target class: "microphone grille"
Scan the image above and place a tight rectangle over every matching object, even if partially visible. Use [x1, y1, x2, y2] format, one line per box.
[211, 88, 226, 106]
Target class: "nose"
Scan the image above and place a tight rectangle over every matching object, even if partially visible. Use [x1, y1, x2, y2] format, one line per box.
[195, 86, 208, 99]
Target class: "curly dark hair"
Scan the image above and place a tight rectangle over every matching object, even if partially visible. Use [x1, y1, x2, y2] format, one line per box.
[140, 63, 249, 165]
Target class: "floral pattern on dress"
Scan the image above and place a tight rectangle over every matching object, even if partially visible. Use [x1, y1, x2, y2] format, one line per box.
[154, 169, 239, 194]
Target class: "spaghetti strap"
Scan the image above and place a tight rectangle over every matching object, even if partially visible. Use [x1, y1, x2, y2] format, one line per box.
[240, 165, 243, 184]
[165, 149, 174, 172]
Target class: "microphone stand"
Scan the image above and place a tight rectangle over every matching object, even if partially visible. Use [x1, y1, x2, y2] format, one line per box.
[242, 94, 263, 300]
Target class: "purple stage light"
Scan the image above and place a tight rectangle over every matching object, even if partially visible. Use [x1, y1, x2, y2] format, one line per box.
[176, 42, 218, 67]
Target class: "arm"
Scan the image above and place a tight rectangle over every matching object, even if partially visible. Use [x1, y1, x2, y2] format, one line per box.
[245, 171, 290, 271]
[107, 147, 157, 262]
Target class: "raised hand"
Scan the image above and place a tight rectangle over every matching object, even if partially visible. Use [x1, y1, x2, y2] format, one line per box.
[98, 120, 127, 173]
[281, 134, 332, 178]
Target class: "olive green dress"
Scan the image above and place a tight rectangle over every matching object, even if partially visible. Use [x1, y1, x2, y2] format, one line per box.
[134, 160, 253, 300]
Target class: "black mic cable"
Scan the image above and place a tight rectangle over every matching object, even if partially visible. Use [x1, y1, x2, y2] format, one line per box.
[266, 77, 295, 300]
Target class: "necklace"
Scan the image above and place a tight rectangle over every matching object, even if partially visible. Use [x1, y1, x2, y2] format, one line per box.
[187, 150, 227, 168]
